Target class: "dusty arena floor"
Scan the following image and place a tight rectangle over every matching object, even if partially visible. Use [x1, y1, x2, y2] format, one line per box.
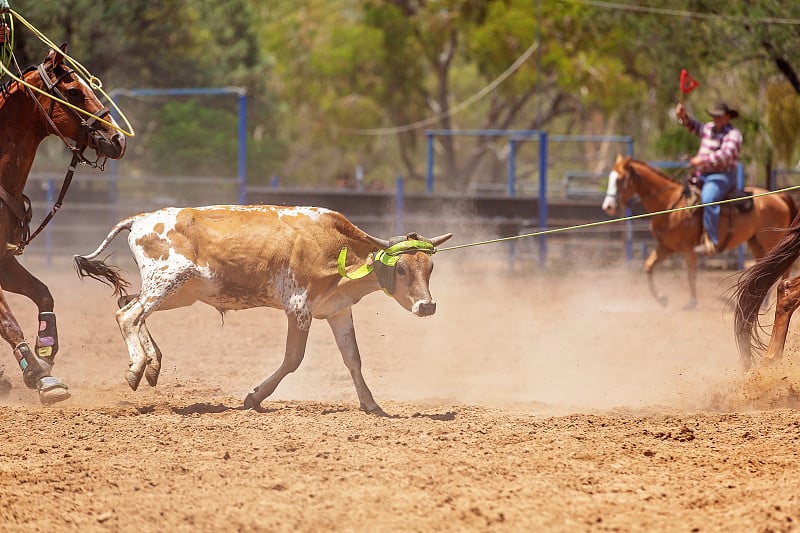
[2, 255, 800, 532]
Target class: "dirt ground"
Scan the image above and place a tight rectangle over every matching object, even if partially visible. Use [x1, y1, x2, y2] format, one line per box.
[2, 253, 800, 532]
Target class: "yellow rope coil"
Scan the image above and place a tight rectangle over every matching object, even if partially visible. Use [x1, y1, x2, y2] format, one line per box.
[0, 9, 135, 137]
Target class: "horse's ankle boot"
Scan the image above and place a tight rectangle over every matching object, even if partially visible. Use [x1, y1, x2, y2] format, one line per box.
[15, 342, 51, 390]
[36, 312, 58, 360]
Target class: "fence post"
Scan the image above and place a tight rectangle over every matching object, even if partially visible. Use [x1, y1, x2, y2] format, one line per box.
[737, 162, 745, 270]
[425, 132, 434, 194]
[237, 92, 247, 204]
[507, 139, 517, 196]
[395, 175, 404, 235]
[45, 178, 54, 268]
[538, 131, 548, 266]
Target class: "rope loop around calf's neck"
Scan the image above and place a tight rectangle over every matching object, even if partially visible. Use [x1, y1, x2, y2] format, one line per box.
[337, 239, 437, 280]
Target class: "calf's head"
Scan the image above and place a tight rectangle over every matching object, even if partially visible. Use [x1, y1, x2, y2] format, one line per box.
[366, 232, 452, 316]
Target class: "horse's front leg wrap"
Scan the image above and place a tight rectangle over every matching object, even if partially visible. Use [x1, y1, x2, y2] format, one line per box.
[35, 312, 58, 360]
[14, 341, 51, 389]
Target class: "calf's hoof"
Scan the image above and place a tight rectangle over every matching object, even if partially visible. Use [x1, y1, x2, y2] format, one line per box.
[361, 403, 389, 417]
[38, 376, 70, 405]
[243, 392, 264, 411]
[144, 365, 160, 387]
[126, 370, 143, 391]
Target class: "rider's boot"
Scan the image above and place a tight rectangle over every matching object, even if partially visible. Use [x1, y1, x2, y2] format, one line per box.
[693, 231, 716, 255]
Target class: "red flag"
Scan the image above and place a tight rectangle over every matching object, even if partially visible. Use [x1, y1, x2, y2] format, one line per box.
[680, 68, 699, 94]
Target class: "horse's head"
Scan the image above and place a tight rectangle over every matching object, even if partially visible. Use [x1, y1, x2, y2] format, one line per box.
[29, 44, 126, 162]
[601, 154, 636, 216]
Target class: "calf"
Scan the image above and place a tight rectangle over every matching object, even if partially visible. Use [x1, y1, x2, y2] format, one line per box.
[74, 205, 451, 415]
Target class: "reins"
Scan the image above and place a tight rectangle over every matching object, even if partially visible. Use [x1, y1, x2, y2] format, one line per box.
[3, 60, 103, 255]
[11, 152, 81, 254]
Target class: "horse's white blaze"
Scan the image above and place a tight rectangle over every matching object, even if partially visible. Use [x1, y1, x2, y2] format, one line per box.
[601, 170, 619, 213]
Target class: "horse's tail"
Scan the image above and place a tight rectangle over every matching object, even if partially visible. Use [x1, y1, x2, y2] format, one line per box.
[73, 216, 136, 298]
[734, 218, 800, 369]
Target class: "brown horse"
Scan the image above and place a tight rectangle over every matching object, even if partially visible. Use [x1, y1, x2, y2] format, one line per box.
[0, 45, 126, 403]
[601, 155, 796, 309]
[733, 216, 800, 370]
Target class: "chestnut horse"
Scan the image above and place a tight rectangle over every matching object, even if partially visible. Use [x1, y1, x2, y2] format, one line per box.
[733, 216, 800, 370]
[0, 45, 126, 403]
[602, 155, 796, 309]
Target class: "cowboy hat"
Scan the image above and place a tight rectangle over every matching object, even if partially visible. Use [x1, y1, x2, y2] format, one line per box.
[707, 102, 739, 119]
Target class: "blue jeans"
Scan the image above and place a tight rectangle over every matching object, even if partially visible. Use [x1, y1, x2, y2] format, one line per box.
[700, 172, 735, 245]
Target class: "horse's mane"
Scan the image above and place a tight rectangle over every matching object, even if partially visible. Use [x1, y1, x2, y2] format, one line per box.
[627, 158, 680, 183]
[0, 65, 37, 96]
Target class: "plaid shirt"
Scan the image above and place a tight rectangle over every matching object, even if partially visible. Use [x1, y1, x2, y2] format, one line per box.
[683, 117, 742, 174]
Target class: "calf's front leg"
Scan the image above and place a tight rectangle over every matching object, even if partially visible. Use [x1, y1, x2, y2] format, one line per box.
[244, 313, 310, 411]
[328, 308, 386, 416]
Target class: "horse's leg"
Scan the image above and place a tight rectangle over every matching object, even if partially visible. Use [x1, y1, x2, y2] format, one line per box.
[683, 251, 699, 310]
[0, 257, 69, 404]
[762, 276, 800, 363]
[644, 243, 672, 307]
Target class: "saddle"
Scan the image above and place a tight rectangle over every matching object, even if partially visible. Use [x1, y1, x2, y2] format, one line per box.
[684, 176, 753, 213]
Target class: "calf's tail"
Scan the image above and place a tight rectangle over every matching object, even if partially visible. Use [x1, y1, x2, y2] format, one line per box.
[73, 217, 135, 297]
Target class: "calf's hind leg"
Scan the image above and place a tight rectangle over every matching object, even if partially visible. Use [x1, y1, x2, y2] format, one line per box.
[115, 297, 150, 390]
[244, 314, 310, 410]
[118, 294, 163, 387]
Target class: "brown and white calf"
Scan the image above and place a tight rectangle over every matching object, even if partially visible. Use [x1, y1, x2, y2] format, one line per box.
[74, 205, 451, 415]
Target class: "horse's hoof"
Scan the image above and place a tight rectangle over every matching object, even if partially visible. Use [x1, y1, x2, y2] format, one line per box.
[144, 365, 160, 387]
[38, 376, 70, 405]
[125, 370, 143, 391]
[0, 375, 12, 398]
[658, 296, 668, 307]
[683, 299, 698, 310]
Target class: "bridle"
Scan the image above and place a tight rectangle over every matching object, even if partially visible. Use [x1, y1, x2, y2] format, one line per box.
[611, 163, 683, 209]
[1, 59, 114, 255]
[32, 62, 113, 168]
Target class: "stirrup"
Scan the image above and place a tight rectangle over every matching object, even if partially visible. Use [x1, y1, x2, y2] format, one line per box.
[37, 376, 70, 405]
[693, 233, 716, 255]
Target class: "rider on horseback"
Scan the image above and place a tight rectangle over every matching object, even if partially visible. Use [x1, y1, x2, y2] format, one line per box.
[675, 101, 743, 255]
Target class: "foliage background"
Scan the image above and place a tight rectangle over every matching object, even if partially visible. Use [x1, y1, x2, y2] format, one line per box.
[11, 0, 800, 192]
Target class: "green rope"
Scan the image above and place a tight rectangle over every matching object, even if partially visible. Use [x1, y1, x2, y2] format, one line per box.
[437, 183, 800, 253]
